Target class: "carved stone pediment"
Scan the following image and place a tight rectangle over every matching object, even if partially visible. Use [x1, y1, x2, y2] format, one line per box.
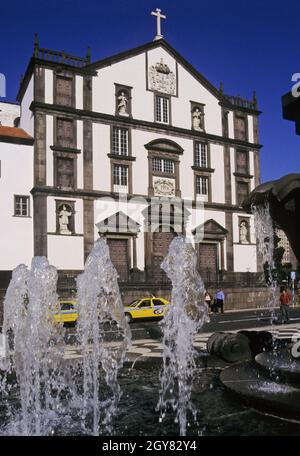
[96, 211, 140, 235]
[193, 219, 228, 241]
[149, 58, 176, 95]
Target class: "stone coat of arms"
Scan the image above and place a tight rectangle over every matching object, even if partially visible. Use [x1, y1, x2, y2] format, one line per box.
[149, 58, 176, 95]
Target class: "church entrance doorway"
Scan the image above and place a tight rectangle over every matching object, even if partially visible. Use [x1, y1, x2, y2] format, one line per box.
[152, 228, 176, 282]
[107, 238, 129, 281]
[198, 242, 218, 283]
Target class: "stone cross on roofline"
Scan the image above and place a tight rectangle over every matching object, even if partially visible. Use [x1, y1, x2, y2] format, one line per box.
[151, 8, 166, 41]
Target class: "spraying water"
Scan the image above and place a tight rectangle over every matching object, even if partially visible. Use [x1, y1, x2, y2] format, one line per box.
[75, 238, 132, 435]
[0, 258, 66, 435]
[157, 236, 209, 436]
[252, 201, 277, 320]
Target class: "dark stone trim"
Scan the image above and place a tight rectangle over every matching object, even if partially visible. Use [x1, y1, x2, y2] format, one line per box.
[33, 194, 47, 257]
[253, 115, 259, 144]
[34, 66, 45, 103]
[233, 111, 249, 142]
[191, 166, 215, 173]
[30, 185, 252, 213]
[34, 112, 47, 186]
[47, 232, 83, 237]
[253, 149, 261, 188]
[83, 199, 94, 261]
[50, 145, 81, 154]
[17, 58, 96, 102]
[144, 138, 184, 154]
[30, 101, 263, 150]
[223, 145, 232, 205]
[225, 211, 234, 272]
[83, 120, 93, 190]
[107, 153, 136, 161]
[233, 172, 253, 179]
[83, 75, 93, 111]
[0, 136, 34, 145]
[53, 150, 78, 190]
[219, 101, 261, 116]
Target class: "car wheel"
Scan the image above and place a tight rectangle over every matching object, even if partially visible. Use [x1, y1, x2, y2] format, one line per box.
[125, 313, 132, 323]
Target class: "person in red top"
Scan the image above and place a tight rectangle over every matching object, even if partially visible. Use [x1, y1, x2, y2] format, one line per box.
[279, 286, 291, 324]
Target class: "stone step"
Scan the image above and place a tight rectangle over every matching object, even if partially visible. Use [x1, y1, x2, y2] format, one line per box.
[255, 350, 300, 386]
[220, 361, 300, 416]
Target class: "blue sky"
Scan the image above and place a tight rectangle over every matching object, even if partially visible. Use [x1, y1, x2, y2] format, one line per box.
[0, 0, 299, 182]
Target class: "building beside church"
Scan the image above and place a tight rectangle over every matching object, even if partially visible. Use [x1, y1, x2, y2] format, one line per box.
[0, 16, 264, 300]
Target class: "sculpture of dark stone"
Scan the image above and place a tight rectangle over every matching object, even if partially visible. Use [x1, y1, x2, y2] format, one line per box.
[243, 173, 300, 263]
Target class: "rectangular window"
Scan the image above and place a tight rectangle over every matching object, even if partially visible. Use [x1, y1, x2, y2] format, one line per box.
[152, 158, 175, 174]
[14, 195, 30, 217]
[112, 127, 128, 155]
[235, 116, 247, 141]
[55, 76, 73, 106]
[113, 164, 128, 186]
[196, 176, 209, 200]
[237, 181, 249, 206]
[236, 149, 248, 174]
[56, 118, 74, 148]
[195, 142, 208, 168]
[155, 96, 169, 124]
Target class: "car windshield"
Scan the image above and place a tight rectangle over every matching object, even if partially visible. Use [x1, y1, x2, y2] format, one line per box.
[129, 300, 139, 307]
[61, 303, 75, 311]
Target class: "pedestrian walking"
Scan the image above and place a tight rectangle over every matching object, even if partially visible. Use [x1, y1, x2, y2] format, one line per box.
[279, 286, 291, 324]
[204, 291, 213, 314]
[214, 289, 225, 314]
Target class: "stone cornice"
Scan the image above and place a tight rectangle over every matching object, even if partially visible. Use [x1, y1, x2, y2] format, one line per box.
[30, 101, 263, 150]
[30, 185, 249, 213]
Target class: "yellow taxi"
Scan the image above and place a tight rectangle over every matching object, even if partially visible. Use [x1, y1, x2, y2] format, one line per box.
[124, 297, 170, 322]
[53, 300, 78, 326]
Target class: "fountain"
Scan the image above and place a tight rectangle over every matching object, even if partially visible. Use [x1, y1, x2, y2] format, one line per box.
[0, 239, 131, 435]
[157, 236, 209, 436]
[220, 174, 300, 417]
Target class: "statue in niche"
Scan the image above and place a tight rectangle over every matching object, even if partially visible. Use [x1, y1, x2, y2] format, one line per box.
[192, 107, 204, 131]
[59, 205, 72, 235]
[239, 221, 250, 244]
[117, 91, 129, 116]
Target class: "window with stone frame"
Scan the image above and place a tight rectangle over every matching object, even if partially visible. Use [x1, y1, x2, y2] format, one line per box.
[196, 175, 209, 200]
[236, 181, 249, 207]
[152, 157, 175, 175]
[194, 142, 208, 168]
[56, 156, 75, 189]
[234, 115, 247, 141]
[56, 118, 74, 148]
[155, 95, 170, 124]
[113, 164, 128, 187]
[14, 195, 30, 217]
[236, 149, 249, 174]
[55, 76, 73, 107]
[112, 127, 129, 156]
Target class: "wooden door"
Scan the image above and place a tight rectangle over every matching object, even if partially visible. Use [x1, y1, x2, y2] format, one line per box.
[198, 243, 218, 282]
[107, 238, 129, 281]
[152, 230, 176, 282]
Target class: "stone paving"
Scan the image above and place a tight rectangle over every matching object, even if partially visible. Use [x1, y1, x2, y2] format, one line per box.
[63, 322, 300, 366]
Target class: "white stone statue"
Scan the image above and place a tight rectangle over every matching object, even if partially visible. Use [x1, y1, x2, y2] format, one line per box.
[192, 108, 203, 131]
[117, 92, 129, 116]
[59, 205, 72, 235]
[240, 221, 249, 244]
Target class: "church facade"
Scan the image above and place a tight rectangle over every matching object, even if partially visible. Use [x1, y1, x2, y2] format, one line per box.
[0, 33, 263, 290]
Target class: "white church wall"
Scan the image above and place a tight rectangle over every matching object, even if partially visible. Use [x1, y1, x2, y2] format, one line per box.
[93, 123, 111, 192]
[247, 115, 254, 143]
[174, 63, 222, 135]
[228, 111, 234, 138]
[45, 69, 53, 104]
[76, 76, 83, 110]
[46, 115, 53, 186]
[0, 102, 20, 127]
[234, 244, 257, 272]
[0, 142, 33, 269]
[210, 144, 225, 203]
[230, 147, 236, 205]
[77, 120, 84, 188]
[20, 74, 34, 136]
[249, 151, 255, 192]
[47, 235, 84, 270]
